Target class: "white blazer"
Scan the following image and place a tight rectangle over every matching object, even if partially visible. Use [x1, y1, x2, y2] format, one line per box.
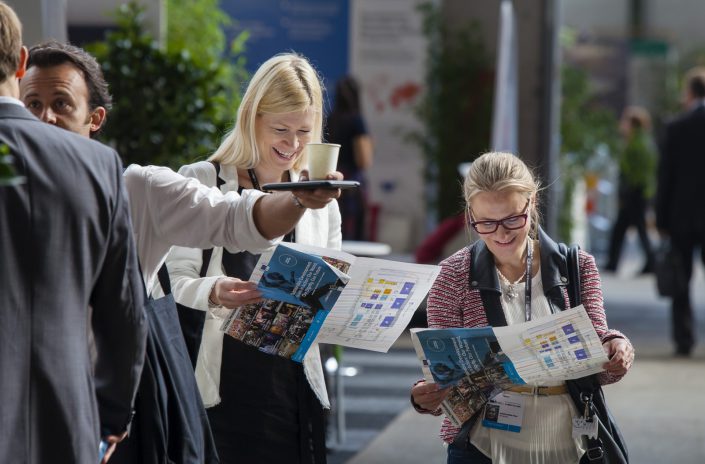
[150, 161, 342, 408]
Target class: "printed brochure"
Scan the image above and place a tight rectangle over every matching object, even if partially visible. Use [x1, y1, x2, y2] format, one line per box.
[221, 242, 441, 362]
[410, 305, 609, 426]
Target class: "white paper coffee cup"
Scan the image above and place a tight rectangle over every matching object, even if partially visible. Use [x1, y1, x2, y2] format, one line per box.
[306, 143, 340, 180]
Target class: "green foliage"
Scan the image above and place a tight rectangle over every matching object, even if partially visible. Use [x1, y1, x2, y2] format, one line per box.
[88, 1, 248, 168]
[557, 65, 618, 242]
[0, 143, 25, 186]
[409, 2, 493, 221]
[166, 0, 249, 119]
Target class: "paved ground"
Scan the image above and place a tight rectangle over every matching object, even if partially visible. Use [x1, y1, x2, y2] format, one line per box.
[336, 236, 705, 463]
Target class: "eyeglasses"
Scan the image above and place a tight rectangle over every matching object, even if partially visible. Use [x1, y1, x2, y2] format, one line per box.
[469, 199, 530, 234]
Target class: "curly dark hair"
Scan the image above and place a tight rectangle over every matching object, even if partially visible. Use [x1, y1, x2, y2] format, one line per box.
[27, 40, 112, 114]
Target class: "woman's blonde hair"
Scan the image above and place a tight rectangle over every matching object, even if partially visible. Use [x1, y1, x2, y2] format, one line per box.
[463, 151, 542, 237]
[209, 53, 324, 171]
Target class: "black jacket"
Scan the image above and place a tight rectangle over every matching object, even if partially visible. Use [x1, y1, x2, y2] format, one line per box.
[656, 104, 705, 234]
[469, 228, 573, 326]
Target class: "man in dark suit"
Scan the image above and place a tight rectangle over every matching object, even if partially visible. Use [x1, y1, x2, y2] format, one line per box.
[0, 2, 147, 463]
[656, 66, 705, 357]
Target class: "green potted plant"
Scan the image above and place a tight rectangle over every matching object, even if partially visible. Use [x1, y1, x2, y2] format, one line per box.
[409, 2, 493, 222]
[88, 0, 249, 168]
[558, 64, 619, 243]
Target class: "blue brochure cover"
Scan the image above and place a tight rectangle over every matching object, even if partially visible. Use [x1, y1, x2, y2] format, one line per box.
[256, 245, 349, 312]
[221, 244, 353, 363]
[412, 326, 525, 389]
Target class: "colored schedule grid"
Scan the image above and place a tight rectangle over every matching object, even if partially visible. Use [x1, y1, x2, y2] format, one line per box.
[328, 270, 417, 343]
[521, 321, 594, 376]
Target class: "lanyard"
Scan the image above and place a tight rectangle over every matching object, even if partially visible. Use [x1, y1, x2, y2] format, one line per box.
[247, 168, 262, 191]
[524, 238, 534, 322]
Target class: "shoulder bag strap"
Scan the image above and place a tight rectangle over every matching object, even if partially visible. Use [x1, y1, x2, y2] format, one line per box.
[563, 243, 628, 463]
[566, 243, 581, 307]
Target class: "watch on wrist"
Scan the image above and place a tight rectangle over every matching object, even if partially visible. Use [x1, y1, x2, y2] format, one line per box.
[291, 192, 306, 209]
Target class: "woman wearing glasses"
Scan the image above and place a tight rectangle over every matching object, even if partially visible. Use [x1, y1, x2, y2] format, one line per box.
[410, 152, 634, 463]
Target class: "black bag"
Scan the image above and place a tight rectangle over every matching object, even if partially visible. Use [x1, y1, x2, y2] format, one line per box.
[654, 239, 688, 297]
[561, 243, 629, 464]
[158, 249, 213, 369]
[111, 270, 219, 464]
[155, 161, 222, 368]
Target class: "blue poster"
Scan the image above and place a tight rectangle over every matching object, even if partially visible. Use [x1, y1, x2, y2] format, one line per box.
[221, 0, 349, 104]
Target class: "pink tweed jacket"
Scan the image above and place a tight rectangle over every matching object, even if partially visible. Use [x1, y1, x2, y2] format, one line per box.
[424, 244, 631, 444]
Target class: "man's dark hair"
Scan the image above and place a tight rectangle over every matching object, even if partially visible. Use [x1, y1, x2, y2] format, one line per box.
[685, 66, 705, 100]
[689, 74, 705, 99]
[27, 40, 112, 113]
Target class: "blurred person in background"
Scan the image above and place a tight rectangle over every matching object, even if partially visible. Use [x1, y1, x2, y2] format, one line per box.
[656, 66, 705, 357]
[604, 105, 657, 274]
[326, 75, 373, 240]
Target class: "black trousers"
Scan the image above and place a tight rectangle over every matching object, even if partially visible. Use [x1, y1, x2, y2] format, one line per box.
[669, 231, 705, 353]
[606, 186, 654, 270]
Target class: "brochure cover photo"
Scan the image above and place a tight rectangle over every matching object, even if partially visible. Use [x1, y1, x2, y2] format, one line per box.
[256, 244, 349, 312]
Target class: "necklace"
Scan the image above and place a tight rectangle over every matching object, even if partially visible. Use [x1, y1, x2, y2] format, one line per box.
[496, 238, 533, 300]
[497, 267, 525, 300]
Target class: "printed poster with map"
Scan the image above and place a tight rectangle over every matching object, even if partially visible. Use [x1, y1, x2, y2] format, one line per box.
[410, 305, 609, 426]
[221, 242, 440, 362]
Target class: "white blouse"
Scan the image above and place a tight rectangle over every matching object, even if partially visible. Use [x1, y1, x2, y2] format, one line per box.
[150, 161, 342, 409]
[469, 265, 587, 464]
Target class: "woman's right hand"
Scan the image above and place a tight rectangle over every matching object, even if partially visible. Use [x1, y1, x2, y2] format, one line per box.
[411, 380, 449, 412]
[210, 277, 262, 309]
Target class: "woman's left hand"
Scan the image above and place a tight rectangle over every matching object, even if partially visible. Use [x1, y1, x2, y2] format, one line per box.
[292, 171, 343, 209]
[602, 338, 634, 376]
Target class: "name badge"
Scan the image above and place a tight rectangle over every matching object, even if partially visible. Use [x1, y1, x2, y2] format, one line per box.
[572, 416, 599, 439]
[482, 391, 525, 433]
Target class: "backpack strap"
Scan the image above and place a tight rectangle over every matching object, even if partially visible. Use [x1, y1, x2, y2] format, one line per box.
[560, 242, 581, 308]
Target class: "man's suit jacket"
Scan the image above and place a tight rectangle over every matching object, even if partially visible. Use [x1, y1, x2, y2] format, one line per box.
[656, 104, 705, 235]
[0, 103, 147, 463]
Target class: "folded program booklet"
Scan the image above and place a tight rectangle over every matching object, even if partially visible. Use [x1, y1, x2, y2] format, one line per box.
[221, 242, 441, 362]
[410, 305, 609, 426]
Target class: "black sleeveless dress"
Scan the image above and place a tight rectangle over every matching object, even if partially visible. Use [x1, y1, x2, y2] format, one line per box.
[205, 182, 327, 464]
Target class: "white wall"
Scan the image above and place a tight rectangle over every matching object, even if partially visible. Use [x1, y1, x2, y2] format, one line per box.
[66, 0, 164, 43]
[6, 0, 67, 46]
[349, 0, 433, 252]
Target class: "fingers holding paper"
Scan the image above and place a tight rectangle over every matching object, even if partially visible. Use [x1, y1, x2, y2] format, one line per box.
[411, 380, 450, 412]
[602, 337, 634, 376]
[210, 277, 262, 309]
